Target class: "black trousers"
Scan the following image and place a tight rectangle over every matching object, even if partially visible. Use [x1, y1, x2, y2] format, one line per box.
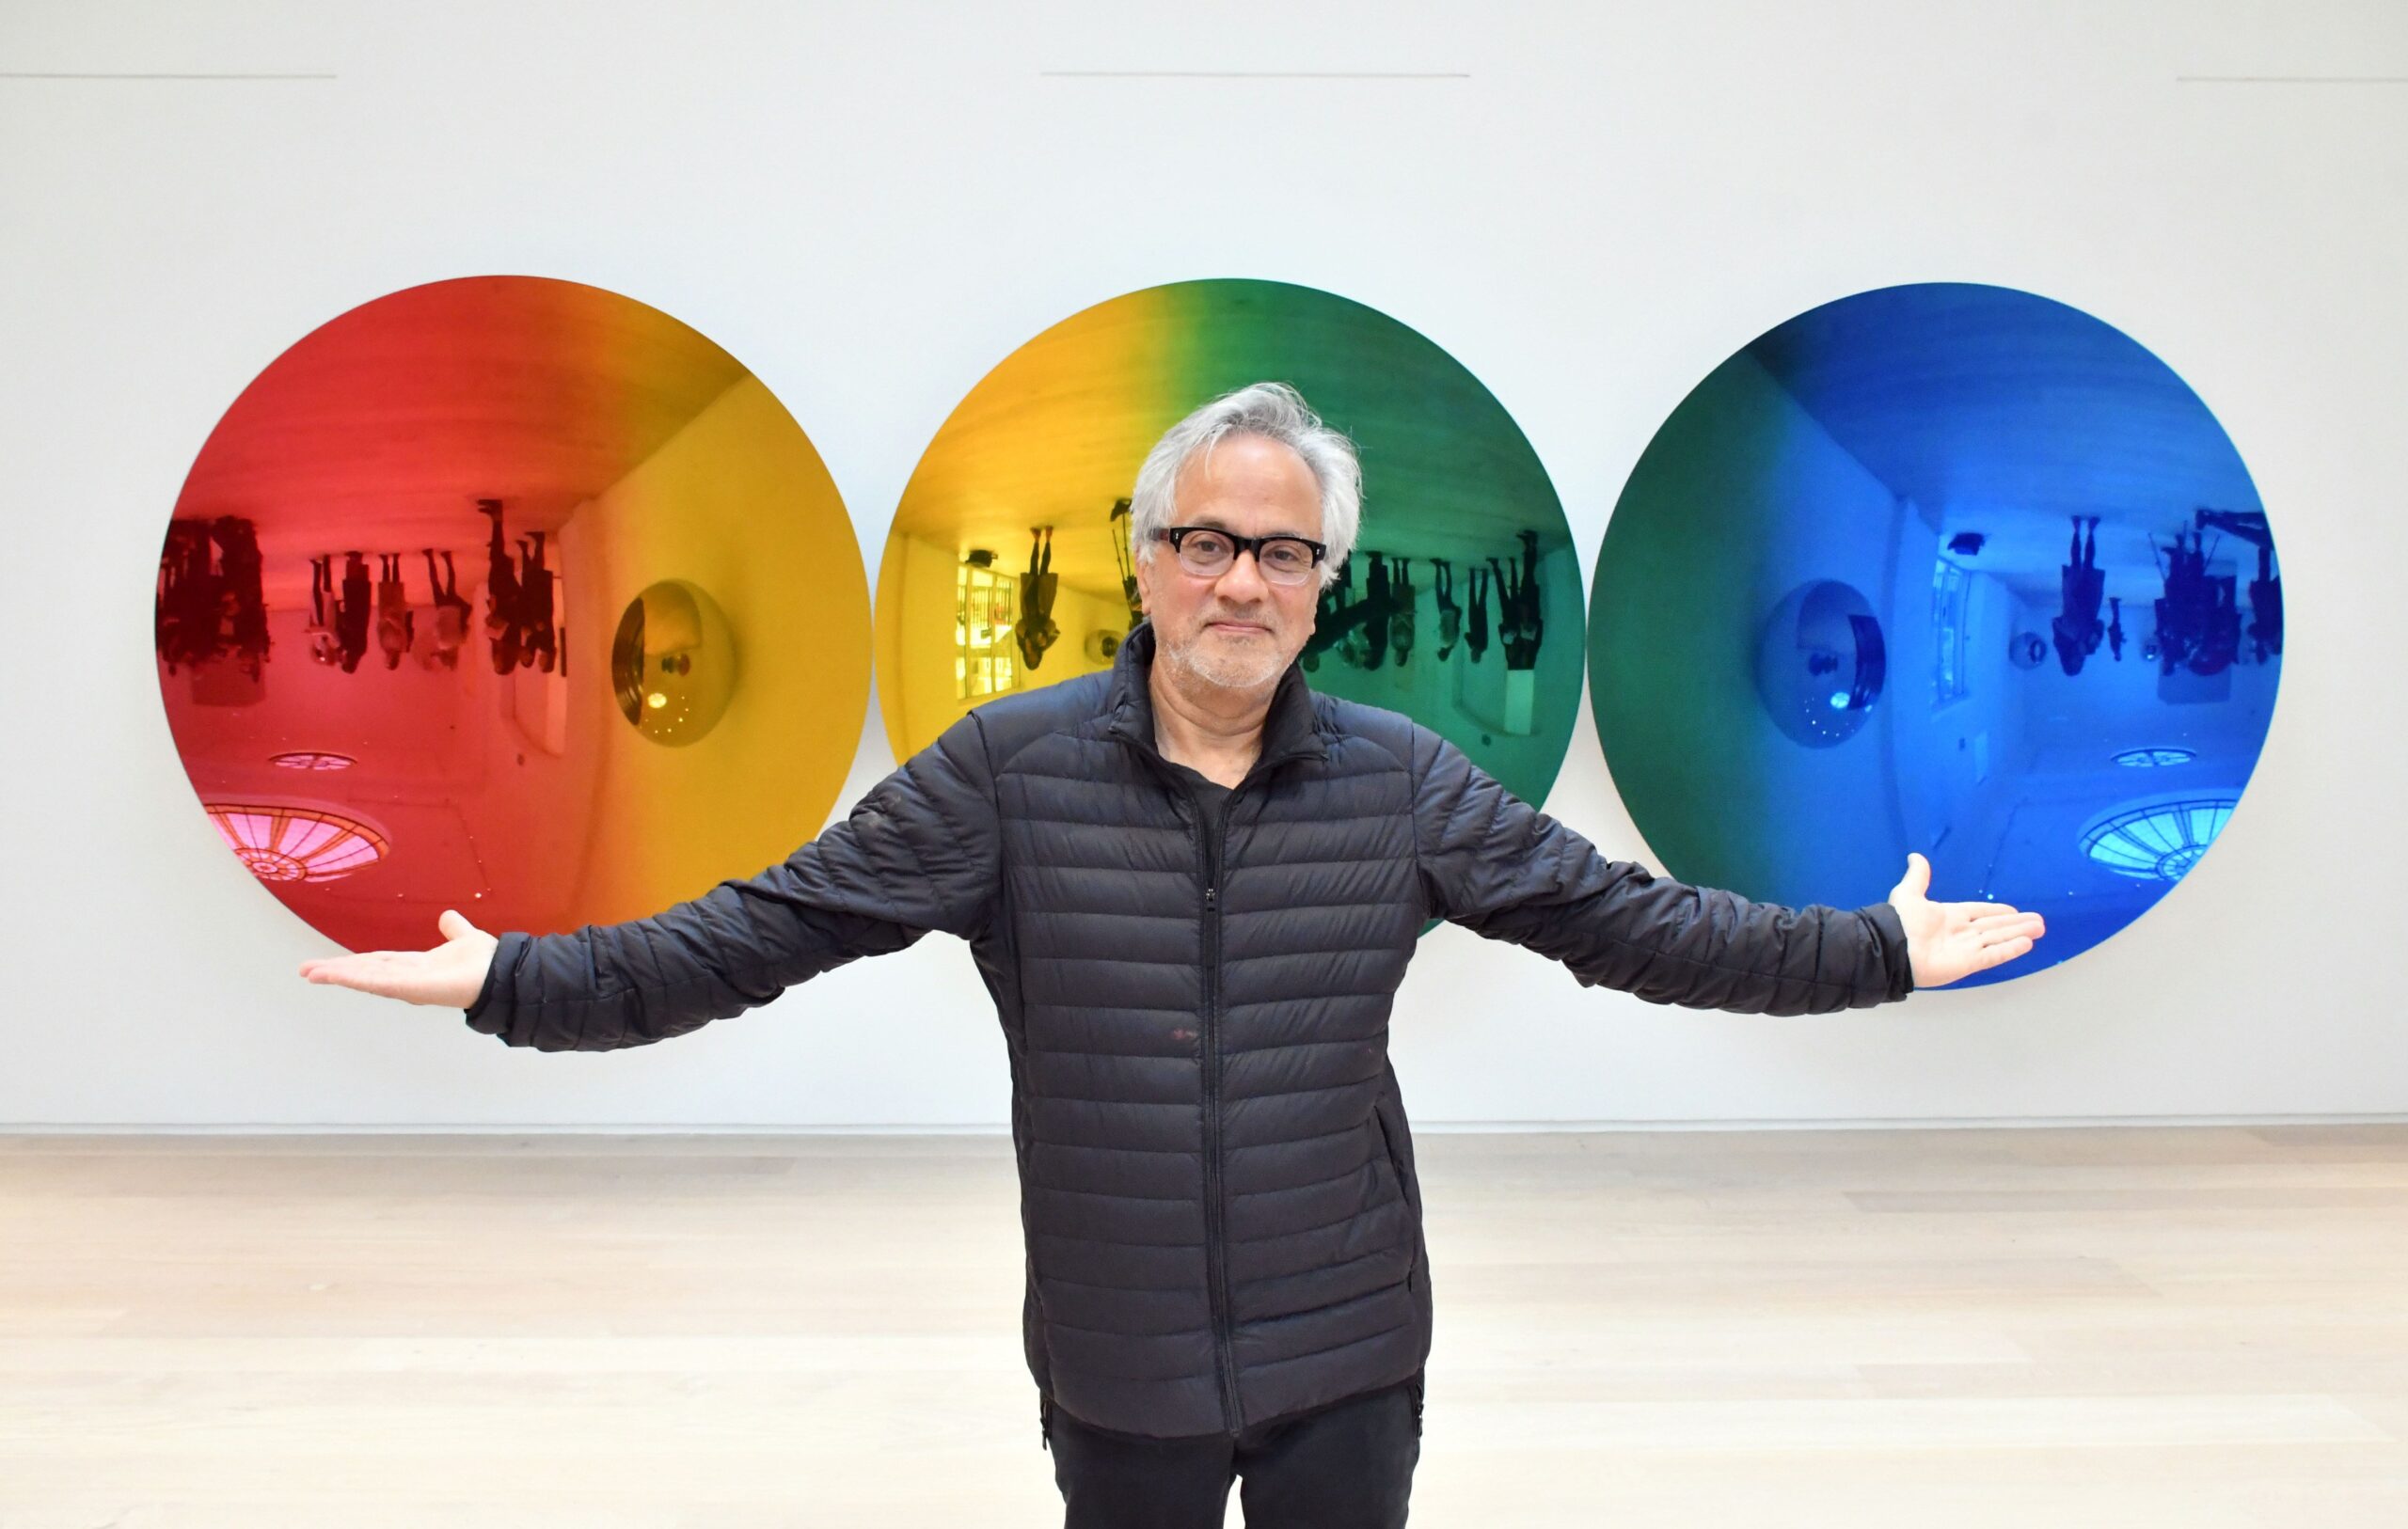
[1043, 1373, 1422, 1529]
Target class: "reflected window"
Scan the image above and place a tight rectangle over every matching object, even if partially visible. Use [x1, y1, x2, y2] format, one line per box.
[1931, 560, 1969, 706]
[2081, 796, 2237, 882]
[956, 561, 1019, 700]
[2114, 747, 2196, 768]
[205, 802, 388, 882]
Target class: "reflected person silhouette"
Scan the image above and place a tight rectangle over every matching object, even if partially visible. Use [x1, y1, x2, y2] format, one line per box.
[212, 516, 270, 679]
[1497, 528, 1544, 671]
[1302, 555, 1386, 672]
[2247, 544, 2282, 664]
[1465, 561, 1490, 665]
[2154, 528, 2241, 678]
[515, 530, 557, 672]
[336, 551, 372, 675]
[156, 517, 270, 677]
[2196, 508, 2282, 664]
[1431, 558, 1461, 662]
[422, 548, 470, 671]
[1363, 550, 1392, 670]
[478, 498, 523, 674]
[375, 553, 415, 670]
[1016, 525, 1063, 671]
[154, 521, 218, 674]
[2051, 514, 2105, 677]
[308, 554, 341, 667]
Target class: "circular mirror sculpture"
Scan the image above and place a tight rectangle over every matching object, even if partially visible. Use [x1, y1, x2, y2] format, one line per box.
[877, 277, 1586, 816]
[1588, 282, 2283, 986]
[156, 276, 871, 953]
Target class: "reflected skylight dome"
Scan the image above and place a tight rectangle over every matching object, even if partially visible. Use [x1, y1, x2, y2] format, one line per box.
[205, 802, 388, 882]
[2081, 796, 2238, 882]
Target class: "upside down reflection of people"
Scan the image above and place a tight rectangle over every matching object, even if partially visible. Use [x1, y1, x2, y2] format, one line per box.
[1017, 525, 1062, 670]
[2153, 528, 2242, 678]
[1496, 528, 1544, 670]
[375, 553, 416, 670]
[154, 516, 272, 679]
[1431, 558, 1462, 661]
[476, 498, 561, 675]
[422, 548, 471, 671]
[2051, 514, 2106, 677]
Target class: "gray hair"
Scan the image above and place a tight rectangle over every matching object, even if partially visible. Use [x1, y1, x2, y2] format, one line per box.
[1128, 381, 1361, 589]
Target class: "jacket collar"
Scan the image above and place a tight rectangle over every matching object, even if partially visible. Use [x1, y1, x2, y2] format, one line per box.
[1103, 620, 1329, 773]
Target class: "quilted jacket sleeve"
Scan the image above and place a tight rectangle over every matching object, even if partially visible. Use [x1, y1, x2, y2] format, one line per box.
[1410, 726, 1912, 1015]
[461, 710, 1003, 1050]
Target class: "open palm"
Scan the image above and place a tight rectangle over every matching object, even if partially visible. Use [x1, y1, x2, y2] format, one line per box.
[296, 908, 499, 1008]
[1887, 853, 2047, 988]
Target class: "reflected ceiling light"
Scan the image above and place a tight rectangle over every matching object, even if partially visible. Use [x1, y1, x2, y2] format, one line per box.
[267, 750, 356, 770]
[204, 801, 388, 883]
[2080, 796, 2237, 882]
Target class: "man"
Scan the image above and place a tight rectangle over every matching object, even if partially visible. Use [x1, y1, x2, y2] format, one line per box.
[300, 381, 2046, 1527]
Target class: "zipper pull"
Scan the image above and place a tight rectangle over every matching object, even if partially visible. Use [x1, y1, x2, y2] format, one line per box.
[1206, 887, 1217, 910]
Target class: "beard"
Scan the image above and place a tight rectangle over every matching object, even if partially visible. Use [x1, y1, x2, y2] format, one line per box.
[1159, 613, 1293, 692]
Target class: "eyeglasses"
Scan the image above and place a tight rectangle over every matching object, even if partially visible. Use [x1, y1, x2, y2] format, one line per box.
[1154, 526, 1326, 587]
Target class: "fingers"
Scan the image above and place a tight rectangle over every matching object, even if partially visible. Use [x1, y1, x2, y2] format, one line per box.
[1980, 936, 2036, 969]
[300, 961, 392, 998]
[297, 949, 420, 999]
[1967, 910, 2047, 934]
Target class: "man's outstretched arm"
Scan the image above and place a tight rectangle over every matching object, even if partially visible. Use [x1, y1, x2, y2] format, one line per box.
[298, 710, 1004, 1050]
[1408, 727, 2043, 1013]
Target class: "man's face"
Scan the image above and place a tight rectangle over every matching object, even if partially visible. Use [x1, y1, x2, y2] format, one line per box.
[1135, 433, 1325, 693]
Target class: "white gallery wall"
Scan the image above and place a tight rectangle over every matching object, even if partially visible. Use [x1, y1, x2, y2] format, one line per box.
[3, 0, 2402, 1128]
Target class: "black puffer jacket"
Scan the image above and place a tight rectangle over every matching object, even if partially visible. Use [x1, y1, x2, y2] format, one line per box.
[464, 620, 1914, 1438]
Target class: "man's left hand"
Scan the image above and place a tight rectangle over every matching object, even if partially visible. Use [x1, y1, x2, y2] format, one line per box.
[1886, 853, 2048, 989]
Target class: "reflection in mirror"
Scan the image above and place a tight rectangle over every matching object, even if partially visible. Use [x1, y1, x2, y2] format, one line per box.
[610, 579, 738, 745]
[1756, 580, 1886, 747]
[1589, 282, 2281, 986]
[157, 276, 870, 954]
[877, 278, 1584, 812]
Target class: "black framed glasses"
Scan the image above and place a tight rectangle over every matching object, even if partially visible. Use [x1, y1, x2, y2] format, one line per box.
[1154, 526, 1327, 587]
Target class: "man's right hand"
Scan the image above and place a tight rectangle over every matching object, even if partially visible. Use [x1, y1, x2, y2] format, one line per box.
[297, 908, 499, 1009]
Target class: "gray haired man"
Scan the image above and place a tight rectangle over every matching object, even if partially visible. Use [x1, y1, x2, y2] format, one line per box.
[303, 381, 2045, 1526]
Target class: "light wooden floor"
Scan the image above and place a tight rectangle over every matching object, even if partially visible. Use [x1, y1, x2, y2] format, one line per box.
[5, 1127, 2406, 1527]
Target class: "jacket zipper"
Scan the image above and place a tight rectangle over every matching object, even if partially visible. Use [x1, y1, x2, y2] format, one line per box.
[1135, 735, 1307, 1436]
[1196, 780, 1244, 1435]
